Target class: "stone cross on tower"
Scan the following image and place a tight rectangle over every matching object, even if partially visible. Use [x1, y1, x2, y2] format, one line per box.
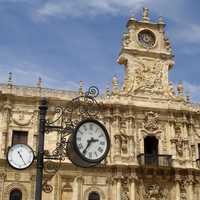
[117, 8, 174, 98]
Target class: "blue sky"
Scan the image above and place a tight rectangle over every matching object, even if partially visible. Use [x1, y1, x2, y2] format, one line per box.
[0, 0, 200, 102]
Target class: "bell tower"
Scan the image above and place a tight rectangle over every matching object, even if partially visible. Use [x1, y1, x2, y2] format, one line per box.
[117, 8, 175, 98]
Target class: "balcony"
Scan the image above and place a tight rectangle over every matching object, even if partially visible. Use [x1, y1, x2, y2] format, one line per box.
[137, 154, 172, 168]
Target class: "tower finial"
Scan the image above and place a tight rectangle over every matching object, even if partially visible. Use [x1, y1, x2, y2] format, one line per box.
[79, 80, 84, 96]
[8, 72, 12, 85]
[142, 7, 150, 22]
[177, 81, 184, 97]
[37, 77, 42, 88]
[158, 16, 164, 24]
[105, 83, 110, 98]
[186, 90, 190, 102]
[112, 75, 120, 95]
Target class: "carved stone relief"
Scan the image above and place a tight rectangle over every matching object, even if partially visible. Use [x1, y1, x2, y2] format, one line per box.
[144, 183, 167, 200]
[144, 111, 159, 132]
[171, 125, 188, 157]
[141, 111, 162, 138]
[114, 119, 135, 160]
[134, 61, 164, 93]
[118, 56, 170, 97]
[120, 176, 130, 200]
[137, 181, 168, 200]
[179, 178, 188, 200]
[122, 32, 131, 47]
[11, 109, 37, 127]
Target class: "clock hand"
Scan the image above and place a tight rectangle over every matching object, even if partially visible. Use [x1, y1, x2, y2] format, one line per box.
[91, 138, 99, 142]
[83, 138, 99, 154]
[83, 139, 93, 154]
[17, 151, 26, 165]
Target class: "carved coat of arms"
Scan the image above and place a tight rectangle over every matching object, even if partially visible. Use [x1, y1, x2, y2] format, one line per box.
[143, 112, 159, 132]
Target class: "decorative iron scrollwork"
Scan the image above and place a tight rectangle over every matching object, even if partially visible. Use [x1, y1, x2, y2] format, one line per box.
[42, 86, 101, 191]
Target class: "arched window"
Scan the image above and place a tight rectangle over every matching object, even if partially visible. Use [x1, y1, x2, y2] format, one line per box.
[9, 189, 22, 200]
[88, 191, 100, 200]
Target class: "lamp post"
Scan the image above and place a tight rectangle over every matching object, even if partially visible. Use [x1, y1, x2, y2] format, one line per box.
[35, 98, 48, 200]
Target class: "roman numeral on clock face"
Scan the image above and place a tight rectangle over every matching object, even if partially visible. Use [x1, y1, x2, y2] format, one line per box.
[88, 152, 92, 158]
[98, 147, 103, 153]
[100, 141, 105, 146]
[78, 143, 83, 150]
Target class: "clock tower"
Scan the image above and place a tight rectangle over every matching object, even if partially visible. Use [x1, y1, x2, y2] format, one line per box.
[117, 8, 175, 98]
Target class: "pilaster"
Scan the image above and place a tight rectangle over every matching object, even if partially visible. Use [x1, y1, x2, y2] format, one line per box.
[0, 172, 6, 200]
[175, 175, 181, 200]
[128, 172, 137, 200]
[1, 99, 12, 156]
[73, 176, 83, 200]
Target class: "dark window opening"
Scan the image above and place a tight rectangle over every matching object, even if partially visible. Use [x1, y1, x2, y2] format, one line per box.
[9, 189, 22, 200]
[144, 136, 158, 166]
[88, 192, 100, 200]
[12, 131, 28, 145]
[198, 144, 200, 158]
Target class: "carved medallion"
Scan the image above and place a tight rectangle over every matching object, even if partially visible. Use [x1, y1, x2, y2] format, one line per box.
[143, 112, 159, 132]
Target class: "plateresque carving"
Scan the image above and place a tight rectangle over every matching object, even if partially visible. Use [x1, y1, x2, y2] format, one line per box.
[143, 111, 159, 132]
[144, 183, 168, 200]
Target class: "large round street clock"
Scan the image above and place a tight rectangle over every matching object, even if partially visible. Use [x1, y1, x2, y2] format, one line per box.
[67, 119, 110, 167]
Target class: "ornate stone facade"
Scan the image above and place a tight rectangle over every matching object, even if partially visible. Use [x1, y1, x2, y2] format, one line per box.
[0, 7, 200, 200]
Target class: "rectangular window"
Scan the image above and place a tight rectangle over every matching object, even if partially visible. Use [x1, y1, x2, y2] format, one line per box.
[12, 131, 28, 145]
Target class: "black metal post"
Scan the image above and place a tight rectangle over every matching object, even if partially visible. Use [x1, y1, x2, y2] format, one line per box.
[35, 98, 48, 200]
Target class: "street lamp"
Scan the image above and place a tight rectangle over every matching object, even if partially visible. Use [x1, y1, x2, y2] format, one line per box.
[7, 86, 110, 200]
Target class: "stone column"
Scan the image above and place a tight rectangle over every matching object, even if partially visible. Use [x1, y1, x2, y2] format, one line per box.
[116, 177, 121, 200]
[30, 175, 36, 200]
[129, 175, 136, 200]
[127, 111, 135, 159]
[72, 177, 78, 200]
[103, 113, 112, 164]
[114, 135, 121, 156]
[0, 172, 6, 200]
[54, 174, 59, 200]
[175, 176, 180, 200]
[106, 177, 112, 200]
[129, 136, 135, 159]
[1, 100, 12, 155]
[72, 176, 83, 200]
[187, 184, 193, 200]
[187, 176, 194, 200]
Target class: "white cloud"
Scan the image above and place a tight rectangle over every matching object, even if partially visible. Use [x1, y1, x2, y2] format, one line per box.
[0, 62, 79, 91]
[35, 0, 152, 19]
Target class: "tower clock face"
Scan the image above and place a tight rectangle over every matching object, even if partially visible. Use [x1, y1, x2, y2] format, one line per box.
[7, 144, 34, 170]
[74, 119, 110, 163]
[138, 29, 156, 48]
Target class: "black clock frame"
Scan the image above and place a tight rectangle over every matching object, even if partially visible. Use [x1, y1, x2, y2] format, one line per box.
[72, 118, 110, 164]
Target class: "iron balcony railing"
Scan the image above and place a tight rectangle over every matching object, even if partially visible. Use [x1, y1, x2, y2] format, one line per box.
[137, 154, 172, 167]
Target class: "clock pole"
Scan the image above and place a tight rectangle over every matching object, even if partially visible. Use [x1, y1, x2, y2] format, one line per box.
[35, 98, 48, 200]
